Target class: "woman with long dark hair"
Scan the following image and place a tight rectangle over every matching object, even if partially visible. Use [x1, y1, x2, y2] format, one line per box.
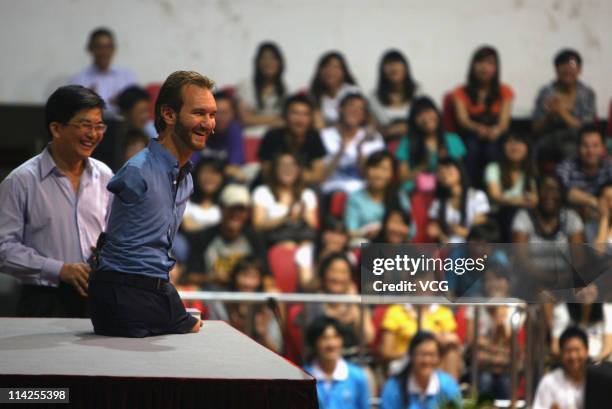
[370, 50, 417, 139]
[237, 42, 287, 128]
[310, 51, 360, 128]
[427, 158, 490, 243]
[396, 97, 466, 193]
[453, 46, 514, 187]
[252, 151, 318, 245]
[380, 332, 462, 409]
[181, 157, 225, 232]
[485, 132, 537, 242]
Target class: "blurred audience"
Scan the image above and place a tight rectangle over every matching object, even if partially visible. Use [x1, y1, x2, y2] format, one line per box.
[380, 332, 462, 409]
[182, 157, 225, 233]
[427, 158, 490, 244]
[310, 51, 360, 128]
[304, 316, 370, 409]
[370, 50, 417, 140]
[533, 49, 597, 164]
[258, 94, 327, 185]
[68, 27, 137, 113]
[321, 93, 385, 194]
[397, 97, 466, 194]
[237, 42, 286, 129]
[453, 46, 514, 188]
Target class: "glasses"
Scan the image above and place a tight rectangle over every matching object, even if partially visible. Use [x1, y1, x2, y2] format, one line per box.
[66, 121, 108, 134]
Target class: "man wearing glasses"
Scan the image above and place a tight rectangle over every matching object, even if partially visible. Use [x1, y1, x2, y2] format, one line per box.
[0, 85, 113, 317]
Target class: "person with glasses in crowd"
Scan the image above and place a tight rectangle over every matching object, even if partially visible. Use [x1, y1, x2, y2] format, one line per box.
[0, 85, 113, 317]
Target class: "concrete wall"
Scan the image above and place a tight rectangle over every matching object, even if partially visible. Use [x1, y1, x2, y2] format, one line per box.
[1, 0, 611, 116]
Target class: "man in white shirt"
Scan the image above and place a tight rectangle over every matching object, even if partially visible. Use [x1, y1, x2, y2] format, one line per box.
[533, 326, 588, 409]
[68, 27, 137, 113]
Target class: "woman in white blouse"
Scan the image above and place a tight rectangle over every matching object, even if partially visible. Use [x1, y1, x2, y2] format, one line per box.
[252, 152, 318, 246]
[320, 93, 385, 194]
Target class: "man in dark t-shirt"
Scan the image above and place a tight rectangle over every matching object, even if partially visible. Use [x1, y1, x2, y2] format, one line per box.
[258, 94, 326, 185]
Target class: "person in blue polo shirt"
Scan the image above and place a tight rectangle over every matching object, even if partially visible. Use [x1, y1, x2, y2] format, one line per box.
[88, 71, 217, 337]
[381, 331, 462, 409]
[304, 316, 370, 409]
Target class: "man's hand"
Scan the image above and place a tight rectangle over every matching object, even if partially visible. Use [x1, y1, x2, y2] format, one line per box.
[59, 263, 91, 297]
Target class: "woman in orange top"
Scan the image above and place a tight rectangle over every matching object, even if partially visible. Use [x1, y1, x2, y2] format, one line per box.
[453, 46, 514, 188]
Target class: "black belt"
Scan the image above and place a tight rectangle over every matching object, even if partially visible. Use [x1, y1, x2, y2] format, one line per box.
[90, 271, 168, 291]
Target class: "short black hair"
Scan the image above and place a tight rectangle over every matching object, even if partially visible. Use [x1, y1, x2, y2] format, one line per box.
[45, 85, 105, 137]
[577, 122, 604, 146]
[282, 93, 314, 118]
[468, 219, 500, 242]
[88, 27, 115, 49]
[117, 86, 150, 113]
[554, 48, 582, 68]
[559, 326, 588, 351]
[305, 316, 344, 350]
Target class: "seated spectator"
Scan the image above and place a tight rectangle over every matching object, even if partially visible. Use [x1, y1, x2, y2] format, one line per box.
[296, 218, 355, 291]
[485, 132, 537, 242]
[379, 297, 462, 380]
[117, 85, 156, 137]
[304, 316, 370, 409]
[380, 332, 462, 409]
[258, 94, 327, 185]
[345, 151, 410, 242]
[427, 158, 490, 244]
[182, 157, 224, 232]
[465, 267, 520, 400]
[595, 184, 612, 245]
[236, 42, 286, 129]
[397, 97, 466, 193]
[300, 253, 375, 357]
[512, 174, 584, 299]
[252, 152, 318, 246]
[122, 128, 149, 163]
[193, 90, 246, 182]
[374, 208, 414, 244]
[184, 184, 269, 290]
[557, 124, 612, 242]
[370, 50, 417, 140]
[321, 93, 385, 194]
[68, 27, 137, 113]
[220, 257, 283, 353]
[453, 46, 514, 187]
[533, 327, 588, 409]
[551, 285, 612, 362]
[310, 51, 360, 128]
[533, 49, 597, 164]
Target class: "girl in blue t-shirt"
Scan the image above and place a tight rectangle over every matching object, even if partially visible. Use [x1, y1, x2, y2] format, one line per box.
[380, 331, 462, 409]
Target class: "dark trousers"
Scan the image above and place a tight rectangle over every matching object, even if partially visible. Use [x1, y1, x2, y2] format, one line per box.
[89, 273, 197, 338]
[17, 283, 89, 318]
[464, 132, 500, 189]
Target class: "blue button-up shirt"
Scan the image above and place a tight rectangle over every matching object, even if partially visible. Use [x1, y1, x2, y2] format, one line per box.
[96, 139, 193, 279]
[0, 146, 113, 286]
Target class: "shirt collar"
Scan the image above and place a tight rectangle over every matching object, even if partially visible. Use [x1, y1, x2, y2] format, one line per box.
[311, 359, 349, 382]
[88, 64, 118, 75]
[39, 144, 94, 180]
[149, 138, 179, 170]
[408, 372, 440, 397]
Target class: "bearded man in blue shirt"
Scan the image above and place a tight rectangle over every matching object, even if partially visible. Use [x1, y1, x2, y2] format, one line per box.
[89, 71, 216, 337]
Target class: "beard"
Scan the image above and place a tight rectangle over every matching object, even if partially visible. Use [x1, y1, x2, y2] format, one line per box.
[175, 117, 207, 151]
